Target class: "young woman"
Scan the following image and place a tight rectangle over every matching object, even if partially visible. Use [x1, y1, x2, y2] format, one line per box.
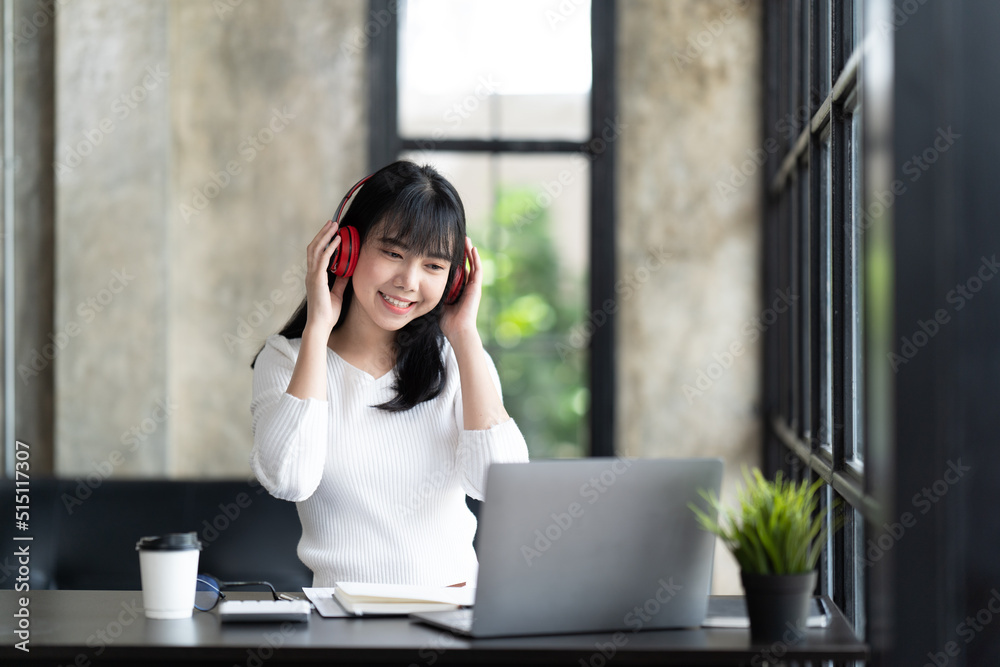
[250, 161, 529, 588]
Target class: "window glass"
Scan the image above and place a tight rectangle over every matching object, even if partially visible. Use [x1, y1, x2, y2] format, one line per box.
[851, 504, 867, 632]
[849, 103, 865, 463]
[854, 0, 865, 51]
[399, 0, 591, 141]
[819, 129, 833, 451]
[766, 0, 873, 638]
[401, 151, 590, 459]
[798, 162, 811, 439]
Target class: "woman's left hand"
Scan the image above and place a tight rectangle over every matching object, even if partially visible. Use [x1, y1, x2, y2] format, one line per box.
[440, 236, 482, 343]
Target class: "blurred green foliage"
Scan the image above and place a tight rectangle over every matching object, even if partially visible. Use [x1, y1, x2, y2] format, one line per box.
[477, 187, 588, 458]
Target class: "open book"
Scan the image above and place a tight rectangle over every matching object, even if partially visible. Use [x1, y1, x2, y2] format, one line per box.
[331, 582, 476, 616]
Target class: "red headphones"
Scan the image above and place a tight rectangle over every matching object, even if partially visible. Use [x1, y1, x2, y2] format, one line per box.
[328, 173, 468, 305]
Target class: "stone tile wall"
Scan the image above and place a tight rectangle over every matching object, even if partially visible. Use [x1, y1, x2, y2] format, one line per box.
[617, 0, 763, 593]
[54, 0, 366, 477]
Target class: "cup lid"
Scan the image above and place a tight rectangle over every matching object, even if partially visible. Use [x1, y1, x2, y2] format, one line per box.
[135, 532, 203, 551]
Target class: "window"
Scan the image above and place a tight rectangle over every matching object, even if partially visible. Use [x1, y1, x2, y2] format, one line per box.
[763, 0, 873, 639]
[369, 0, 616, 458]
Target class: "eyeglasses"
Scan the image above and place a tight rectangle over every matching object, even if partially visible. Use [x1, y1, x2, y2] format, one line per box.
[194, 574, 292, 611]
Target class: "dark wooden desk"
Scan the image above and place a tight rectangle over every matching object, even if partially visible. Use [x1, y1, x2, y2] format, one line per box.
[1, 590, 867, 666]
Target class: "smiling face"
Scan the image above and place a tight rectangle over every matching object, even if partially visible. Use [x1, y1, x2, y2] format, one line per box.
[347, 222, 456, 332]
[331, 162, 468, 341]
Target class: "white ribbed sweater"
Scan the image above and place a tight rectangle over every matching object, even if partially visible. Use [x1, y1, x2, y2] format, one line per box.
[249, 334, 529, 588]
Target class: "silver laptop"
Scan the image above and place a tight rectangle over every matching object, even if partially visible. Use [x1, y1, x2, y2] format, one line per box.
[412, 457, 723, 638]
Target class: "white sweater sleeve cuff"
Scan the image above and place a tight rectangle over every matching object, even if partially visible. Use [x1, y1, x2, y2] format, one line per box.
[457, 417, 529, 501]
[250, 392, 328, 502]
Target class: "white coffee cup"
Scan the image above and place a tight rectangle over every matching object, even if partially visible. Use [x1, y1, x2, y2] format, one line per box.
[136, 532, 202, 619]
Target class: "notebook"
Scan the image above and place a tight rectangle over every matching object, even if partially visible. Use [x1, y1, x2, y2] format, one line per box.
[411, 457, 724, 638]
[332, 582, 474, 616]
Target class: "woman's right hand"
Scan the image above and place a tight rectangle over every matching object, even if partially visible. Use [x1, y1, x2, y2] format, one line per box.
[304, 220, 349, 334]
[284, 220, 346, 402]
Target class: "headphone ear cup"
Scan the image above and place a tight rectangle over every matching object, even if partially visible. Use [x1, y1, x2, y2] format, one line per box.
[444, 249, 469, 305]
[329, 226, 360, 277]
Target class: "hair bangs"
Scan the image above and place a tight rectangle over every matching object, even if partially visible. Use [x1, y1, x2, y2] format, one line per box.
[370, 183, 464, 267]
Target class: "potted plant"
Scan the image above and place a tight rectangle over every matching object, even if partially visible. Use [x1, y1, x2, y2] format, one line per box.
[690, 467, 834, 643]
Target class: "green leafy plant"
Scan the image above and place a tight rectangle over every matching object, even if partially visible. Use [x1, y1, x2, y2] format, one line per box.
[689, 467, 834, 575]
[479, 187, 587, 458]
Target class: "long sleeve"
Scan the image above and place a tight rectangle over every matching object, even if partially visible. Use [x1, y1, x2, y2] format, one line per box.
[249, 335, 329, 501]
[451, 343, 530, 500]
[249, 333, 529, 587]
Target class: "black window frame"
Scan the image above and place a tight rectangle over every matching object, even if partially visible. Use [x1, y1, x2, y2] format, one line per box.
[367, 0, 616, 457]
[763, 0, 874, 638]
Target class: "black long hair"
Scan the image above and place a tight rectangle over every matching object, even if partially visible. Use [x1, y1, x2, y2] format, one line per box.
[254, 160, 467, 412]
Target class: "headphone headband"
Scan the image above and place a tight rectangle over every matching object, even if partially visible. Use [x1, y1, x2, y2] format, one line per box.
[333, 173, 374, 224]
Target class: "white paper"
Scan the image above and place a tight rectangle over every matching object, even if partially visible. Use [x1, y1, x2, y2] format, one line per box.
[302, 587, 351, 618]
[335, 582, 476, 607]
